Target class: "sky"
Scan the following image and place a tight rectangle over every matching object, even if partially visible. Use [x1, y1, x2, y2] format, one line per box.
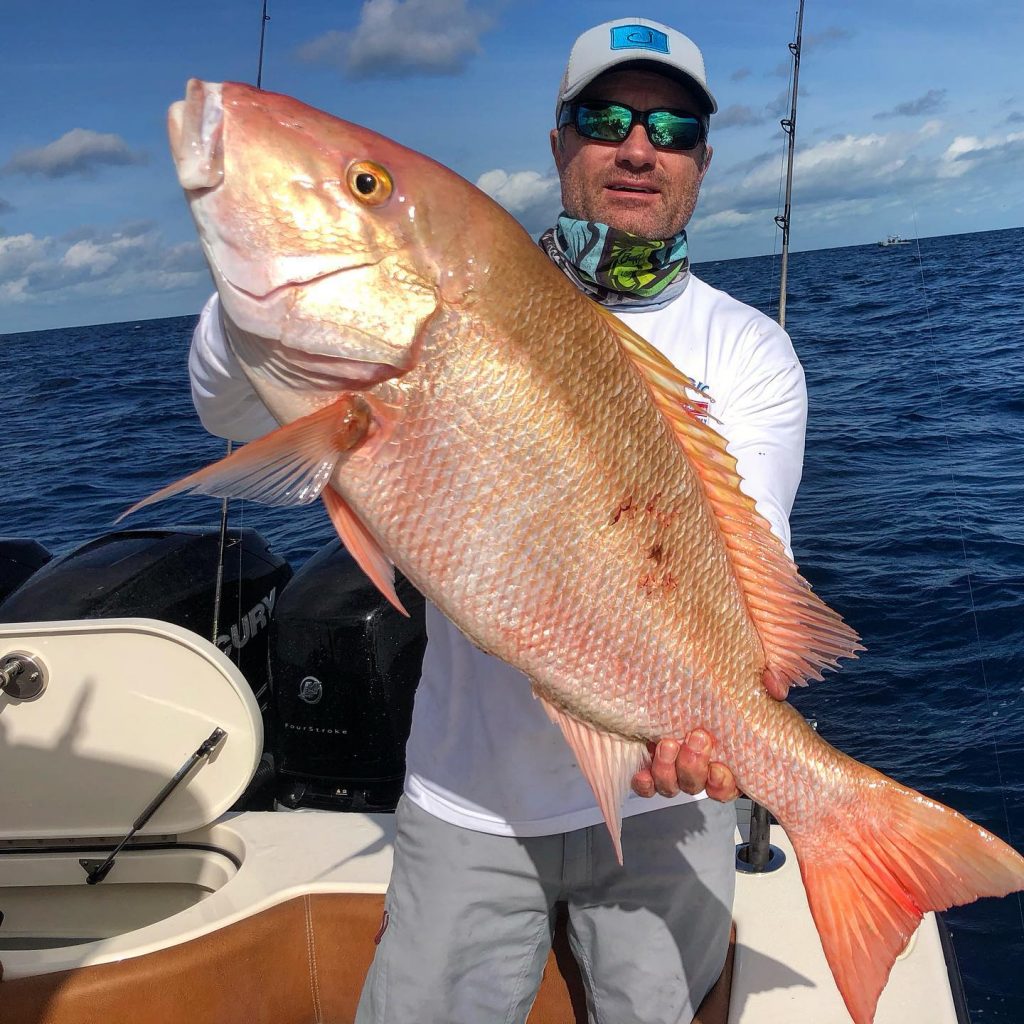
[2, 0, 1022, 334]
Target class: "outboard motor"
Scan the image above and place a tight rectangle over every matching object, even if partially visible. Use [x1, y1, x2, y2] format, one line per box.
[0, 528, 292, 735]
[0, 538, 52, 604]
[270, 540, 426, 812]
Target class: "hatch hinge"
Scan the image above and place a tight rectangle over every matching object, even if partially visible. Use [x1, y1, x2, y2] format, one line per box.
[80, 727, 227, 884]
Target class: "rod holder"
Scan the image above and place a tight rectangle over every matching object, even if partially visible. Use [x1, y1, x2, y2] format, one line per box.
[735, 801, 786, 874]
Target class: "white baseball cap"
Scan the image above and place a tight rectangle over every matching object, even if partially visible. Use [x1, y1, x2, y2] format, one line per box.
[556, 18, 717, 124]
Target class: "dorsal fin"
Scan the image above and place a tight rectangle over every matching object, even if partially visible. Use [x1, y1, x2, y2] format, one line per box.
[598, 305, 863, 698]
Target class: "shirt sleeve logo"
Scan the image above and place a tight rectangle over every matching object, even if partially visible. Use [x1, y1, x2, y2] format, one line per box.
[610, 26, 670, 54]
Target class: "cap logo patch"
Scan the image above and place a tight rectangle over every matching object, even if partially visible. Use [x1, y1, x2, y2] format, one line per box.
[610, 25, 670, 54]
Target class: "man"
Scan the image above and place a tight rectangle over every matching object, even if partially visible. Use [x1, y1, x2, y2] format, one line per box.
[189, 17, 805, 1024]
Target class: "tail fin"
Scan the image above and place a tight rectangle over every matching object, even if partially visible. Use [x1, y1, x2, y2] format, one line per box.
[790, 773, 1024, 1024]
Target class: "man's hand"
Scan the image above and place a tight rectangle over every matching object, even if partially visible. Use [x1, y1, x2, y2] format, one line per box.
[631, 729, 740, 802]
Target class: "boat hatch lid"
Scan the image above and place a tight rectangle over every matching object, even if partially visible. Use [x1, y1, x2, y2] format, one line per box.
[0, 618, 262, 841]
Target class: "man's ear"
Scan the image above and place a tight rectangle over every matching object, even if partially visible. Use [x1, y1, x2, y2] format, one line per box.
[549, 128, 563, 162]
[699, 144, 713, 181]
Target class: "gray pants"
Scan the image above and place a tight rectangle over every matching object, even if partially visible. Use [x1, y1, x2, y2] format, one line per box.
[356, 797, 736, 1024]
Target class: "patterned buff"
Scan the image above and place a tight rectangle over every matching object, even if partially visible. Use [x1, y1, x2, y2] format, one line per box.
[539, 215, 690, 309]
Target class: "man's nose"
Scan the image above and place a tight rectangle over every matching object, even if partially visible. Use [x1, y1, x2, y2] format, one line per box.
[615, 123, 657, 171]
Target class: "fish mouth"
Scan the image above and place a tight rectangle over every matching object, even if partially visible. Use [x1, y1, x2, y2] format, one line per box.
[168, 80, 224, 191]
[219, 258, 374, 305]
[224, 305, 403, 391]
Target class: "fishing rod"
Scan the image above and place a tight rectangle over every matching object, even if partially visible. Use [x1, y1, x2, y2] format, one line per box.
[774, 0, 804, 329]
[256, 0, 271, 90]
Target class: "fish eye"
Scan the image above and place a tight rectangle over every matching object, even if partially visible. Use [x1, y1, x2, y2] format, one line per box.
[347, 161, 393, 205]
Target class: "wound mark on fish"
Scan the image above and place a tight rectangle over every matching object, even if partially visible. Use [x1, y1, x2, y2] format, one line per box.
[638, 571, 677, 595]
[612, 496, 636, 524]
[648, 543, 664, 565]
[644, 492, 680, 529]
[613, 494, 678, 527]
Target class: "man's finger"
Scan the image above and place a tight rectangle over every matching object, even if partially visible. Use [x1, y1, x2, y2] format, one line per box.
[674, 730, 712, 795]
[630, 766, 655, 798]
[705, 762, 741, 803]
[651, 738, 682, 797]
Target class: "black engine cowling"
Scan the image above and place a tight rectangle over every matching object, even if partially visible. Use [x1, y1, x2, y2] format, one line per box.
[0, 527, 292, 734]
[269, 539, 426, 812]
[0, 538, 52, 605]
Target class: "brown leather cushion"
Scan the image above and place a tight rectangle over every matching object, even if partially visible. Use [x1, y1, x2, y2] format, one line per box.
[1, 892, 733, 1023]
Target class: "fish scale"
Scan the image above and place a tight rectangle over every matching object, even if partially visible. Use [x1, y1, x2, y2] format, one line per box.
[341, 295, 755, 744]
[132, 78, 1024, 1024]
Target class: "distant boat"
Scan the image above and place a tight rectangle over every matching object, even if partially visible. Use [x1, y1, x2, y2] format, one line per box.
[879, 234, 912, 247]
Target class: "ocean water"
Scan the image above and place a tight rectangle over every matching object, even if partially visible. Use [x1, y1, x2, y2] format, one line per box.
[3, 225, 1023, 1020]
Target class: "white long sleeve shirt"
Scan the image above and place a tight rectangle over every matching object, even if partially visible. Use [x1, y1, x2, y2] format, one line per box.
[189, 273, 807, 836]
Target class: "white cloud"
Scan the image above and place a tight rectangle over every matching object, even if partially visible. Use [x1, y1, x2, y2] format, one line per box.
[296, 0, 492, 78]
[0, 233, 48, 276]
[0, 224, 207, 305]
[4, 128, 146, 179]
[62, 239, 118, 274]
[475, 168, 561, 236]
[692, 208, 762, 234]
[939, 130, 1024, 177]
[690, 115, 1024, 248]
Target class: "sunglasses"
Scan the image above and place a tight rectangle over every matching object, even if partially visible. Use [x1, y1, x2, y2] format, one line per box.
[558, 100, 707, 152]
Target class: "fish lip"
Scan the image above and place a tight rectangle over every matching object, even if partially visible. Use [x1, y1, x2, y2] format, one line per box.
[169, 80, 224, 191]
[218, 257, 378, 304]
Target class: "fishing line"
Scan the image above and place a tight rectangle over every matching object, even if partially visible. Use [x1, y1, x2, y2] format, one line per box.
[211, 439, 233, 646]
[909, 208, 1024, 936]
[236, 497, 244, 673]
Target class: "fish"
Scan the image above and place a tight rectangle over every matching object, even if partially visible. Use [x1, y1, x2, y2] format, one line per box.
[131, 79, 1024, 1024]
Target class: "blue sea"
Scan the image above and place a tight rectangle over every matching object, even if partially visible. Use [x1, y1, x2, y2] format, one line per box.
[3, 226, 1023, 1021]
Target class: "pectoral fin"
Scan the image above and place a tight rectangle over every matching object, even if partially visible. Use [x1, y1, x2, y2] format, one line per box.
[120, 394, 372, 517]
[322, 486, 406, 616]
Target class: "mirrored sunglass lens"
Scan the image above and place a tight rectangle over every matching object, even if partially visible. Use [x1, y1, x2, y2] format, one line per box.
[647, 112, 701, 149]
[577, 104, 633, 141]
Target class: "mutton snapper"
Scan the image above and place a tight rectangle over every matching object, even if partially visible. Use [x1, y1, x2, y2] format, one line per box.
[132, 80, 1024, 1024]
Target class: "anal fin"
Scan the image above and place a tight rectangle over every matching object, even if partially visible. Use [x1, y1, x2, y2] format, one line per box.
[537, 694, 648, 865]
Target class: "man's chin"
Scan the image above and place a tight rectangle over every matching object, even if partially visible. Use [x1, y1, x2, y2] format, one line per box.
[599, 212, 677, 239]
[590, 197, 684, 239]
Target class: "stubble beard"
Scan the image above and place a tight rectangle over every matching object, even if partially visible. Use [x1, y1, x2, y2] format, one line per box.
[559, 174, 700, 240]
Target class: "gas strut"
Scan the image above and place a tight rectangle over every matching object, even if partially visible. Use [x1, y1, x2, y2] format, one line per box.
[81, 727, 227, 885]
